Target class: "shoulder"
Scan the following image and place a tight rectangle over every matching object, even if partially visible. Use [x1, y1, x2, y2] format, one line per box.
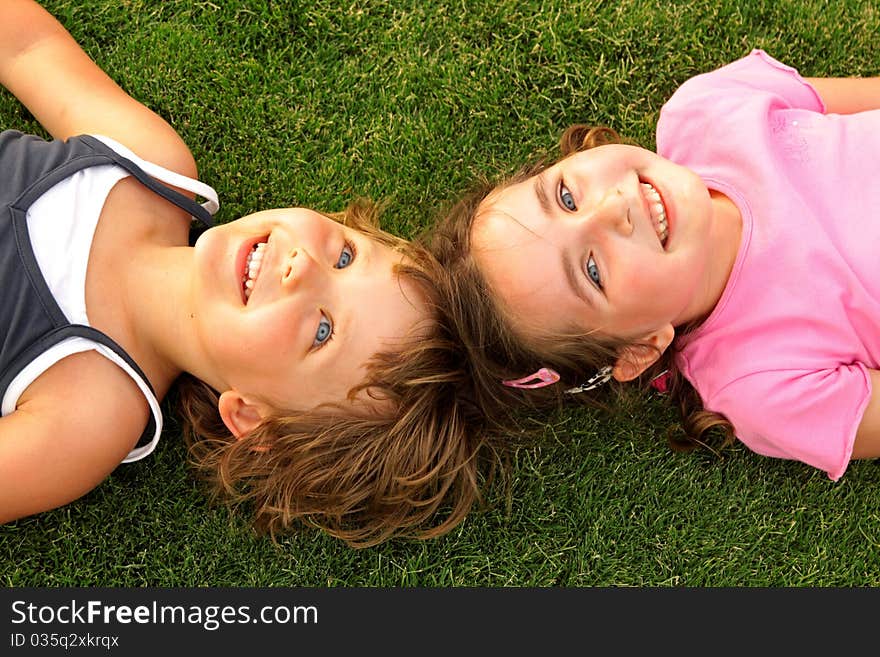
[664, 50, 823, 113]
[657, 50, 823, 169]
[18, 349, 151, 455]
[0, 351, 150, 522]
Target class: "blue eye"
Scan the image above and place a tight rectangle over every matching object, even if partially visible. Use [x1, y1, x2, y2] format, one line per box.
[586, 254, 602, 289]
[559, 182, 576, 211]
[313, 315, 333, 347]
[335, 242, 354, 269]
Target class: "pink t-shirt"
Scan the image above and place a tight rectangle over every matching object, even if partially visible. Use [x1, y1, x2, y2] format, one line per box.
[656, 49, 880, 480]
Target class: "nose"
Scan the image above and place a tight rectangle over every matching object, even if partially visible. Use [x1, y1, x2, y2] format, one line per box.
[280, 247, 321, 290]
[579, 188, 633, 237]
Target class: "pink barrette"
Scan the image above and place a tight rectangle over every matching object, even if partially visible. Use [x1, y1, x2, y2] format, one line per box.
[650, 369, 670, 394]
[502, 367, 561, 389]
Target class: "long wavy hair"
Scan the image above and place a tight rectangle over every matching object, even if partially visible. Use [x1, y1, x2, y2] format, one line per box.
[175, 200, 510, 548]
[424, 124, 735, 456]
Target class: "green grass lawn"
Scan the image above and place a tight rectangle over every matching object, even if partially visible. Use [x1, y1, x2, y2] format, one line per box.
[3, 0, 880, 587]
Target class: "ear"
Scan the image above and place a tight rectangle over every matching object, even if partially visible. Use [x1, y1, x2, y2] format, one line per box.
[218, 390, 267, 439]
[612, 324, 675, 383]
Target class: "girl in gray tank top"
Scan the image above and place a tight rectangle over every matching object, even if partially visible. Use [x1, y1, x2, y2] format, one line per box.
[0, 0, 491, 549]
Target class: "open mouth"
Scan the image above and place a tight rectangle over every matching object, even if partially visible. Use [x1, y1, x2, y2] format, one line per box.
[640, 181, 669, 247]
[242, 240, 268, 302]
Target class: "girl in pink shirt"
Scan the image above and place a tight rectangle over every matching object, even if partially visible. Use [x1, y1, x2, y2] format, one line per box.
[427, 50, 880, 480]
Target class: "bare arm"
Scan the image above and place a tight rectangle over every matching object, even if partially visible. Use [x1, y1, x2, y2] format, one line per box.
[850, 369, 880, 460]
[805, 77, 880, 115]
[0, 0, 197, 178]
[0, 354, 147, 523]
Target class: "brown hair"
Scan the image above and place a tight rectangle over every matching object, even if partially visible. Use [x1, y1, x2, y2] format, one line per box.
[425, 125, 735, 456]
[175, 200, 508, 548]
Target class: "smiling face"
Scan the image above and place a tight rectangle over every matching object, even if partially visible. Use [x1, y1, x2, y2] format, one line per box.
[189, 207, 427, 428]
[471, 144, 740, 376]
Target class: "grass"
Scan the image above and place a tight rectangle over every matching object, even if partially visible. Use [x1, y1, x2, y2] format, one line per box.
[2, 0, 880, 587]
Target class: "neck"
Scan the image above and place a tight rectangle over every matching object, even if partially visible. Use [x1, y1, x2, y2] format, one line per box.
[121, 243, 207, 393]
[694, 189, 742, 325]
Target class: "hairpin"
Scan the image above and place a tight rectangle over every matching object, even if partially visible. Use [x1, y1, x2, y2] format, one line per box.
[502, 365, 614, 393]
[502, 367, 560, 389]
[649, 369, 670, 393]
[564, 365, 613, 394]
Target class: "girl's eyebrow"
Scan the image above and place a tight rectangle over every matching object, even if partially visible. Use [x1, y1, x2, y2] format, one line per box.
[348, 230, 373, 269]
[562, 248, 594, 308]
[533, 171, 593, 307]
[533, 171, 553, 215]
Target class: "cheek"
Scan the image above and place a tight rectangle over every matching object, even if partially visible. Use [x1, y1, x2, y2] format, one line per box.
[259, 316, 301, 351]
[612, 258, 674, 315]
[617, 255, 662, 292]
[232, 308, 303, 360]
[282, 210, 335, 243]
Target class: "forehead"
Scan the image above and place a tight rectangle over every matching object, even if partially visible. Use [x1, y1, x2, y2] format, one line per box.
[472, 171, 555, 263]
[329, 243, 428, 405]
[356, 244, 426, 344]
[471, 175, 601, 339]
[471, 210, 571, 332]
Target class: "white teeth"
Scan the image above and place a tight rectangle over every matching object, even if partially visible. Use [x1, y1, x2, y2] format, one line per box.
[641, 182, 668, 246]
[243, 241, 267, 301]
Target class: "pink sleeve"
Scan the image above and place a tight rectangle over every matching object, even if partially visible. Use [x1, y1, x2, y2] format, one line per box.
[710, 364, 871, 480]
[708, 49, 825, 112]
[657, 50, 825, 153]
